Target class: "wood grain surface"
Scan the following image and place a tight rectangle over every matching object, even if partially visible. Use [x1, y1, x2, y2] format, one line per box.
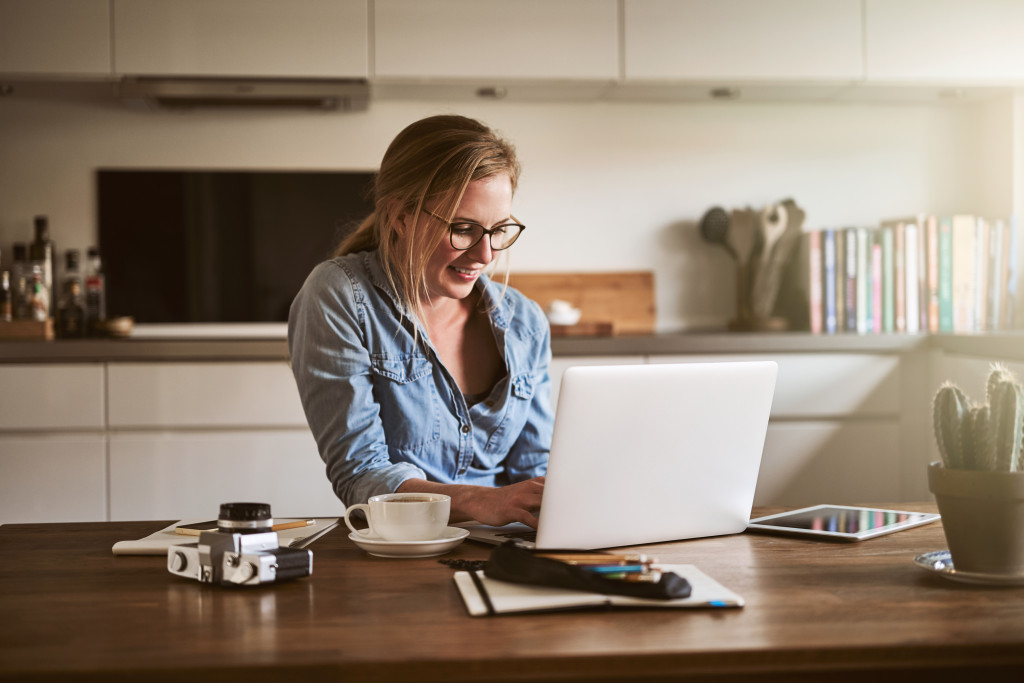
[2, 505, 1023, 682]
[508, 272, 655, 335]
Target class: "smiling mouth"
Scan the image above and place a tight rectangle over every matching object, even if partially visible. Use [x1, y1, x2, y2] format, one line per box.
[450, 266, 480, 278]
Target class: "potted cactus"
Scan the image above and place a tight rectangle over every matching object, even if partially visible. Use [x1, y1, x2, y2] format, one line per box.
[930, 363, 1024, 576]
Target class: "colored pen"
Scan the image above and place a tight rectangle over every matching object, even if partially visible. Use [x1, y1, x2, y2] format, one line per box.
[536, 553, 653, 565]
[580, 564, 649, 574]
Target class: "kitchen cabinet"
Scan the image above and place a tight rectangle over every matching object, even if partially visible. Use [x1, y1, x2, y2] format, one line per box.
[108, 431, 344, 520]
[373, 0, 619, 81]
[0, 363, 106, 523]
[0, 434, 107, 523]
[106, 361, 333, 520]
[107, 362, 307, 428]
[0, 0, 110, 76]
[623, 0, 863, 82]
[112, 0, 368, 78]
[865, 0, 1024, 83]
[0, 363, 104, 430]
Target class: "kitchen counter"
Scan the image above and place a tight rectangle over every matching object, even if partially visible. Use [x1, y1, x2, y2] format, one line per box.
[2, 331, 1022, 363]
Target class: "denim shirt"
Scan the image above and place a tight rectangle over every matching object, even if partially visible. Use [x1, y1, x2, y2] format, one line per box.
[288, 250, 554, 507]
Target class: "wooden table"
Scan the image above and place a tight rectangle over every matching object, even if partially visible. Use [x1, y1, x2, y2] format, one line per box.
[2, 505, 1023, 682]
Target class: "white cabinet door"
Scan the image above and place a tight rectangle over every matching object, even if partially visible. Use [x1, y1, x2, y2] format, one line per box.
[0, 364, 105, 430]
[0, 0, 110, 76]
[647, 354, 901, 418]
[0, 434, 107, 523]
[374, 0, 619, 80]
[113, 0, 368, 78]
[865, 0, 1024, 83]
[754, 421, 903, 507]
[108, 430, 345, 520]
[107, 362, 308, 428]
[624, 0, 863, 81]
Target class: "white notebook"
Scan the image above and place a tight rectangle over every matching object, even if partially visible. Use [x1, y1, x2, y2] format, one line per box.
[111, 518, 339, 555]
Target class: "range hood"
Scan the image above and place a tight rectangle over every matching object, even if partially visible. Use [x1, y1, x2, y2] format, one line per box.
[118, 77, 369, 111]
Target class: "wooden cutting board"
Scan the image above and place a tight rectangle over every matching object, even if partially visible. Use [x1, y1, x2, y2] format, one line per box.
[507, 271, 655, 335]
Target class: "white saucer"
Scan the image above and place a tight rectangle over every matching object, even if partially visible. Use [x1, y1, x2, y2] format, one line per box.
[913, 550, 1024, 586]
[348, 526, 470, 558]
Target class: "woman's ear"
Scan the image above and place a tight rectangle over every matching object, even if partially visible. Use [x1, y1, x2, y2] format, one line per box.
[388, 200, 412, 239]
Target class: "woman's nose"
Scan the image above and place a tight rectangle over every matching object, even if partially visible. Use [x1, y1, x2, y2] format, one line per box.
[468, 237, 494, 264]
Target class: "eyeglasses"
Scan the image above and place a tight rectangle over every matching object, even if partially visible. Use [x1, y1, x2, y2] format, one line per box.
[423, 209, 525, 251]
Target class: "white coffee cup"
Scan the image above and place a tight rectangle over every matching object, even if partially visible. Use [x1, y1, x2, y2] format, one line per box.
[344, 492, 451, 542]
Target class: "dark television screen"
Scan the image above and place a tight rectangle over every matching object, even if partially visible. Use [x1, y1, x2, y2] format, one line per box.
[97, 169, 375, 323]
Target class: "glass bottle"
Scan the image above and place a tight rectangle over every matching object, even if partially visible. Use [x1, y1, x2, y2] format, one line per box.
[57, 250, 85, 338]
[28, 267, 49, 322]
[84, 246, 106, 336]
[11, 243, 30, 320]
[0, 271, 11, 322]
[29, 216, 56, 318]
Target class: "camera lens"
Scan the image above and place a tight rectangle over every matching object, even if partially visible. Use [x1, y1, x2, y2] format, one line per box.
[217, 502, 273, 534]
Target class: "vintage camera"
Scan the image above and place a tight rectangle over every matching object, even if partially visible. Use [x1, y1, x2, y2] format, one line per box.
[168, 502, 313, 586]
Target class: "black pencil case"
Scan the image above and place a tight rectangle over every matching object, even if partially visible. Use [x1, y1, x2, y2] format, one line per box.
[483, 542, 691, 600]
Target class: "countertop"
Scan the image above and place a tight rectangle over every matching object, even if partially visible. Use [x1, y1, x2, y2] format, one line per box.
[1, 331, 1022, 363]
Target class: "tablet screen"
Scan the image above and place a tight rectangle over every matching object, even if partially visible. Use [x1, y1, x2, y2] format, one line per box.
[747, 505, 940, 541]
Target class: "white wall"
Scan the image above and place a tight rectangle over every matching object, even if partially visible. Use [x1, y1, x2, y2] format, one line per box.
[0, 91, 1009, 330]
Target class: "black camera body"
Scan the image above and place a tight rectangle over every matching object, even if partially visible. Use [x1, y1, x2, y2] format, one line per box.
[167, 503, 313, 586]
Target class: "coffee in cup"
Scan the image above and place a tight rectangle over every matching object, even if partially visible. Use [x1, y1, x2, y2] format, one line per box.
[344, 492, 450, 542]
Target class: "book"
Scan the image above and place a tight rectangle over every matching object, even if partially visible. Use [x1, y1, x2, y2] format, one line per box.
[974, 217, 990, 332]
[951, 215, 976, 333]
[453, 564, 744, 617]
[834, 229, 845, 333]
[926, 215, 940, 333]
[871, 236, 883, 333]
[938, 216, 954, 332]
[904, 220, 920, 333]
[823, 229, 837, 334]
[844, 227, 858, 332]
[893, 221, 906, 332]
[988, 217, 1004, 331]
[111, 518, 340, 555]
[880, 227, 894, 332]
[808, 229, 823, 334]
[856, 228, 871, 334]
[1003, 216, 1019, 329]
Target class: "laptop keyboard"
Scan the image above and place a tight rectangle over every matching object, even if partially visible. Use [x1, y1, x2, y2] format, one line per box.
[496, 529, 536, 543]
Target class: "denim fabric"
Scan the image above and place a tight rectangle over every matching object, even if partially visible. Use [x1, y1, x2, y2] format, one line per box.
[288, 250, 553, 507]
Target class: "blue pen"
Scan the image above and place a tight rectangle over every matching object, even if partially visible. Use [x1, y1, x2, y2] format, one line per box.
[581, 564, 648, 574]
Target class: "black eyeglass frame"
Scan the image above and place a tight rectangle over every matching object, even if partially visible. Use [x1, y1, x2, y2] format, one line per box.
[422, 209, 526, 251]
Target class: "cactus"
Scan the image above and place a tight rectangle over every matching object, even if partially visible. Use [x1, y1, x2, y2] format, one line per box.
[933, 381, 971, 469]
[933, 365, 1024, 471]
[988, 377, 1024, 472]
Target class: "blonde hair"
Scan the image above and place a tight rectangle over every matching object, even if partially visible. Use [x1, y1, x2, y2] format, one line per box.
[337, 115, 521, 321]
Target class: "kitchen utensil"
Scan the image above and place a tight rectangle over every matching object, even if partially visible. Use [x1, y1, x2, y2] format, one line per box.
[698, 207, 736, 259]
[750, 199, 805, 320]
[757, 203, 788, 267]
[727, 208, 758, 324]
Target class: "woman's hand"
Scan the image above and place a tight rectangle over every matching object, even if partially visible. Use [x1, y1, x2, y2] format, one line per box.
[397, 477, 545, 528]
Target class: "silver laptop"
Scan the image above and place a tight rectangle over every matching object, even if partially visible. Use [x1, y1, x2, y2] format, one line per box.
[463, 361, 778, 550]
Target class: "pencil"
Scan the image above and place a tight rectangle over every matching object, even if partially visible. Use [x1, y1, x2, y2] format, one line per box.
[272, 519, 316, 531]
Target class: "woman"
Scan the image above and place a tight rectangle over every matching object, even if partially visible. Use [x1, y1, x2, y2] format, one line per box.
[288, 115, 553, 530]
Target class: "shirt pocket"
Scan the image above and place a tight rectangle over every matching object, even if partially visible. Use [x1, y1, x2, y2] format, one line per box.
[369, 352, 433, 384]
[511, 373, 535, 401]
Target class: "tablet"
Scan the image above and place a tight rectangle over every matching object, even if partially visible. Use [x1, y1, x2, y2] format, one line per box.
[746, 504, 940, 542]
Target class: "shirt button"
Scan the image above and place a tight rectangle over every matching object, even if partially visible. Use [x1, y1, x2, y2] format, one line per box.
[461, 424, 471, 434]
